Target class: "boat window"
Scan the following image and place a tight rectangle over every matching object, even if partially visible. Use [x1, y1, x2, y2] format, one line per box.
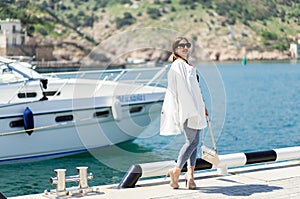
[44, 91, 61, 96]
[129, 106, 143, 114]
[18, 92, 37, 98]
[10, 119, 24, 128]
[94, 110, 110, 118]
[55, 115, 73, 122]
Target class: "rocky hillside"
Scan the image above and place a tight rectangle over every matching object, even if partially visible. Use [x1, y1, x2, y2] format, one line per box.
[1, 0, 300, 65]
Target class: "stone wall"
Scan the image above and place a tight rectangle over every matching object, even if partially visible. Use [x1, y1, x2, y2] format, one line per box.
[5, 46, 24, 56]
[0, 48, 6, 56]
[36, 45, 54, 61]
[0, 45, 54, 61]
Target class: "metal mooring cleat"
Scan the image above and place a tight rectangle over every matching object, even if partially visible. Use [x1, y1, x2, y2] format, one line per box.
[43, 167, 102, 198]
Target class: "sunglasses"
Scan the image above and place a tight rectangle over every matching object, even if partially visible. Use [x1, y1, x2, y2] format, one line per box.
[176, 42, 191, 49]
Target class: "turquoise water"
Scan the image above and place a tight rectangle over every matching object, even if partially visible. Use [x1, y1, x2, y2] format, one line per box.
[1, 62, 300, 197]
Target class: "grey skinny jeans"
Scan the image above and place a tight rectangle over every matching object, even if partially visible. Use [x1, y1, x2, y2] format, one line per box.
[176, 120, 200, 169]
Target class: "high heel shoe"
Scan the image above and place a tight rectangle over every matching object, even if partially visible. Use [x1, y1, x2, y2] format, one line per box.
[165, 169, 179, 189]
[185, 174, 196, 190]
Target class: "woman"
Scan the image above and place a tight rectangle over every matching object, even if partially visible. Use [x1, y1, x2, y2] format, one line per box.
[160, 37, 207, 189]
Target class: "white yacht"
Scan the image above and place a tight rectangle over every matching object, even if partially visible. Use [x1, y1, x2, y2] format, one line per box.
[0, 57, 167, 164]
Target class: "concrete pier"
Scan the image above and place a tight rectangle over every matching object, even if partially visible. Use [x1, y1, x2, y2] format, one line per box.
[9, 160, 300, 199]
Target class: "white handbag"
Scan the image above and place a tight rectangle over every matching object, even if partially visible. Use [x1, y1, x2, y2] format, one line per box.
[201, 116, 220, 166]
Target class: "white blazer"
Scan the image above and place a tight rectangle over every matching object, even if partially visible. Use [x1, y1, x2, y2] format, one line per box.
[160, 59, 207, 136]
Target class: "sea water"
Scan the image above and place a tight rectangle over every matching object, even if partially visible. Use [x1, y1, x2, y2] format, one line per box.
[1, 62, 300, 197]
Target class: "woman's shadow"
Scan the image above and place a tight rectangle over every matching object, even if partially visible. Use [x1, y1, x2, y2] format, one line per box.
[200, 183, 282, 196]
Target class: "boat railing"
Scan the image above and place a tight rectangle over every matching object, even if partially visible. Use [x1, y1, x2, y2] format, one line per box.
[51, 79, 69, 100]
[6, 81, 28, 104]
[44, 65, 170, 88]
[2, 78, 52, 105]
[1, 64, 169, 105]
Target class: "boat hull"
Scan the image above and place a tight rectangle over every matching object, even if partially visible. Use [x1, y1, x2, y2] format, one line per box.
[0, 97, 163, 164]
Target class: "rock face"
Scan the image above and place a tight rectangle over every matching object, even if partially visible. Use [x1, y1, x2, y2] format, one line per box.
[39, 10, 294, 64]
[79, 28, 179, 66]
[48, 31, 292, 65]
[62, 44, 291, 67]
[13, 0, 298, 64]
[207, 49, 290, 61]
[49, 33, 292, 65]
[41, 13, 293, 64]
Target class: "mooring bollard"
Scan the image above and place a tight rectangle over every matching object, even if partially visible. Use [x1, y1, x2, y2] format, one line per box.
[44, 166, 101, 198]
[77, 166, 92, 189]
[50, 169, 67, 196]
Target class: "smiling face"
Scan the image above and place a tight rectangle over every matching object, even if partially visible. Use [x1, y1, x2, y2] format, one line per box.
[174, 39, 191, 60]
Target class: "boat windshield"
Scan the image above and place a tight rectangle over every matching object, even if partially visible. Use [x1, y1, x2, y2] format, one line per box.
[0, 62, 43, 84]
[9, 62, 43, 79]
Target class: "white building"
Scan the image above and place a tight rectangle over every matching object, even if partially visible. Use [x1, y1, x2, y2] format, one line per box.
[290, 39, 300, 59]
[0, 19, 27, 48]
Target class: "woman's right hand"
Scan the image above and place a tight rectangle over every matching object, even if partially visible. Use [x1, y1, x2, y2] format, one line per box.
[205, 108, 209, 116]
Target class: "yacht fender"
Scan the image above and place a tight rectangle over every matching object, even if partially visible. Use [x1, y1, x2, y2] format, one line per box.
[118, 146, 300, 188]
[23, 107, 34, 135]
[112, 98, 123, 121]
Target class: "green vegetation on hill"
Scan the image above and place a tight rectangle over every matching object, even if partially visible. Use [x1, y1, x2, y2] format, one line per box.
[1, 0, 300, 59]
